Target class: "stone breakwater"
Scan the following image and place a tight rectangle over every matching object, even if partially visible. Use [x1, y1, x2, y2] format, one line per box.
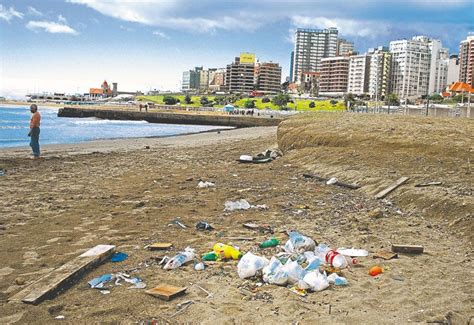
[58, 107, 283, 128]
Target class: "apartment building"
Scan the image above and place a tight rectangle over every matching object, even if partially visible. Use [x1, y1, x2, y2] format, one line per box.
[225, 54, 255, 93]
[447, 55, 460, 85]
[291, 27, 338, 83]
[182, 67, 202, 92]
[368, 47, 392, 100]
[427, 38, 449, 94]
[255, 62, 282, 94]
[319, 56, 350, 96]
[459, 35, 474, 87]
[208, 68, 225, 92]
[347, 54, 370, 95]
[337, 38, 355, 56]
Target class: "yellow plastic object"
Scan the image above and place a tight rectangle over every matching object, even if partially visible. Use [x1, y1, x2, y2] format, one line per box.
[213, 243, 242, 260]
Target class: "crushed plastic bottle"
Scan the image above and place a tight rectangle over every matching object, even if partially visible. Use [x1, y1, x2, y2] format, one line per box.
[224, 199, 251, 211]
[202, 251, 218, 261]
[259, 238, 280, 248]
[163, 247, 195, 270]
[213, 243, 242, 260]
[237, 252, 269, 279]
[316, 244, 349, 269]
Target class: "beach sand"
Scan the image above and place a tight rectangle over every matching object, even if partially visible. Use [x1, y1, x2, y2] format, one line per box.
[0, 118, 472, 324]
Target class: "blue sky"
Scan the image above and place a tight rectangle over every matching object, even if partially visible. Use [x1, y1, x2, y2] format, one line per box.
[0, 0, 472, 98]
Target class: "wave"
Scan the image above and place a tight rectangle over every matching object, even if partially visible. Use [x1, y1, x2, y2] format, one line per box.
[0, 125, 27, 130]
[72, 119, 150, 125]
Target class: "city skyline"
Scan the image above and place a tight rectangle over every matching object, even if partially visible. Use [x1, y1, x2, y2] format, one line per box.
[0, 0, 473, 98]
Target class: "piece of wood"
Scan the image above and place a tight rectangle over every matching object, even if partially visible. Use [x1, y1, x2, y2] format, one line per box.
[227, 236, 256, 241]
[373, 251, 398, 260]
[303, 173, 360, 189]
[374, 177, 409, 199]
[243, 223, 259, 230]
[415, 181, 442, 187]
[148, 243, 173, 251]
[146, 284, 187, 301]
[9, 244, 115, 305]
[391, 244, 424, 254]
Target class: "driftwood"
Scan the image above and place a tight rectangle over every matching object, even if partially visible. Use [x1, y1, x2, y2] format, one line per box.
[415, 181, 442, 187]
[303, 173, 361, 189]
[391, 244, 424, 254]
[374, 177, 409, 199]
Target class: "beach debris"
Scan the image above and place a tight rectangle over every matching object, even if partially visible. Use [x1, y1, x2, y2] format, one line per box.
[88, 274, 113, 289]
[415, 181, 442, 187]
[237, 252, 269, 279]
[55, 315, 65, 320]
[374, 176, 409, 199]
[202, 251, 218, 261]
[169, 219, 187, 229]
[368, 266, 383, 276]
[391, 244, 424, 254]
[373, 251, 398, 260]
[303, 271, 329, 291]
[163, 247, 195, 270]
[284, 231, 316, 254]
[170, 300, 193, 318]
[243, 223, 274, 234]
[327, 273, 348, 286]
[336, 248, 369, 257]
[147, 243, 173, 251]
[194, 262, 205, 271]
[9, 244, 115, 305]
[226, 236, 256, 241]
[238, 148, 282, 164]
[0, 169, 6, 176]
[303, 173, 361, 189]
[111, 252, 128, 263]
[213, 243, 242, 260]
[145, 284, 187, 301]
[224, 199, 251, 211]
[259, 238, 280, 249]
[326, 177, 338, 185]
[197, 181, 215, 188]
[289, 286, 307, 297]
[195, 221, 214, 231]
[189, 282, 213, 298]
[115, 273, 146, 289]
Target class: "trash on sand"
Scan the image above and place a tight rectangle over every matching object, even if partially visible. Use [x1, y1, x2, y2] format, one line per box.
[243, 223, 274, 234]
[237, 252, 269, 279]
[195, 221, 214, 231]
[88, 274, 113, 289]
[202, 251, 218, 261]
[391, 244, 424, 254]
[253, 204, 269, 210]
[316, 244, 350, 269]
[284, 231, 316, 254]
[337, 248, 369, 257]
[369, 266, 383, 276]
[100, 290, 111, 295]
[374, 176, 409, 199]
[147, 242, 173, 251]
[198, 181, 215, 188]
[170, 300, 194, 318]
[326, 177, 338, 185]
[259, 238, 280, 249]
[224, 199, 251, 211]
[303, 271, 329, 292]
[213, 243, 242, 260]
[289, 286, 307, 297]
[0, 169, 6, 176]
[55, 315, 65, 320]
[238, 148, 282, 164]
[373, 251, 398, 260]
[327, 273, 348, 286]
[169, 219, 187, 229]
[163, 247, 195, 270]
[115, 273, 146, 289]
[145, 284, 187, 301]
[194, 262, 205, 271]
[111, 252, 128, 263]
[263, 257, 288, 285]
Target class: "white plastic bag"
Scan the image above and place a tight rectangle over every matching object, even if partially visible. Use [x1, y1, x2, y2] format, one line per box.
[163, 247, 195, 270]
[262, 257, 288, 285]
[327, 273, 348, 286]
[237, 252, 269, 279]
[282, 260, 306, 284]
[224, 199, 251, 211]
[198, 181, 215, 188]
[303, 271, 329, 292]
[284, 231, 316, 254]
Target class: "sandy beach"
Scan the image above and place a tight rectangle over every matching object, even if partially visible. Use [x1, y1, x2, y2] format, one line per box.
[0, 115, 472, 324]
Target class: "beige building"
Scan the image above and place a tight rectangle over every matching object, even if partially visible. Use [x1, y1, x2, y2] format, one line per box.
[225, 56, 255, 93]
[255, 62, 282, 94]
[459, 35, 474, 87]
[319, 56, 350, 96]
[208, 68, 225, 92]
[368, 47, 392, 100]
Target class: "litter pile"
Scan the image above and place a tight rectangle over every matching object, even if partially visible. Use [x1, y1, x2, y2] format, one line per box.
[239, 148, 282, 164]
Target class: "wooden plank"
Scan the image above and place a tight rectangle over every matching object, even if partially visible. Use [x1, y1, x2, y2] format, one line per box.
[148, 243, 173, 251]
[374, 177, 409, 199]
[415, 181, 442, 187]
[9, 245, 115, 305]
[391, 244, 424, 254]
[146, 284, 187, 301]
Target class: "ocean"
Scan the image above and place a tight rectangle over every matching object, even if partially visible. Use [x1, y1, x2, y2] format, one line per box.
[0, 105, 226, 149]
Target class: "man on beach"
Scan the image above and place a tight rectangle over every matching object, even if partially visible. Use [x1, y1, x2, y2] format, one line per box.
[28, 104, 41, 159]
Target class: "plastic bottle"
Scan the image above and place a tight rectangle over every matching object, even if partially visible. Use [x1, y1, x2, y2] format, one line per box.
[325, 250, 348, 269]
[202, 251, 218, 261]
[163, 247, 195, 269]
[260, 238, 280, 248]
[213, 243, 242, 260]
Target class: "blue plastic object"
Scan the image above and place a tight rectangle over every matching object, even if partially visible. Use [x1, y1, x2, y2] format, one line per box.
[111, 252, 128, 262]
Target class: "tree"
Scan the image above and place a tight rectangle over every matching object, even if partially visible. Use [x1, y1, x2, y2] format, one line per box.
[244, 99, 256, 108]
[163, 95, 178, 105]
[429, 93, 443, 102]
[281, 81, 289, 93]
[184, 94, 192, 104]
[309, 101, 316, 108]
[262, 97, 270, 103]
[344, 93, 355, 109]
[386, 93, 400, 106]
[200, 96, 209, 106]
[272, 94, 290, 109]
[330, 99, 338, 105]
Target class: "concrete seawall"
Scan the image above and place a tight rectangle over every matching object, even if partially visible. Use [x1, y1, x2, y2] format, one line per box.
[58, 107, 283, 128]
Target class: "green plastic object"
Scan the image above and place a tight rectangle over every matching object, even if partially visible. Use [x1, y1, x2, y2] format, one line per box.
[202, 251, 218, 261]
[259, 238, 280, 248]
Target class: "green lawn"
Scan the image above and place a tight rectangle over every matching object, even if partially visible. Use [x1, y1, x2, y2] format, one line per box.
[139, 95, 345, 111]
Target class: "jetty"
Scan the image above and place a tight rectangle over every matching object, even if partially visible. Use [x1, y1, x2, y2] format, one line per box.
[58, 107, 283, 128]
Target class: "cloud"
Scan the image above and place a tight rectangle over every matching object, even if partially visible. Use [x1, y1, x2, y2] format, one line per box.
[58, 15, 67, 23]
[120, 25, 134, 32]
[152, 30, 169, 39]
[0, 5, 23, 22]
[26, 21, 78, 34]
[290, 16, 390, 38]
[27, 6, 43, 17]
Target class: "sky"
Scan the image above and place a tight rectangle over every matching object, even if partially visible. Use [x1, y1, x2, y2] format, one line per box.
[0, 0, 473, 98]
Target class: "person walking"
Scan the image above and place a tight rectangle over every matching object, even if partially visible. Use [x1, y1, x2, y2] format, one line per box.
[28, 104, 41, 159]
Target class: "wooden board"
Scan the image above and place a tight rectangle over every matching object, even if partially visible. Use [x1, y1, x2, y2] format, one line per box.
[391, 244, 424, 254]
[374, 177, 409, 199]
[148, 243, 173, 251]
[145, 284, 187, 301]
[9, 245, 115, 305]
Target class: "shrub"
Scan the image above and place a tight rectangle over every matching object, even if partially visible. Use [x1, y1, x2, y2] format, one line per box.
[309, 101, 315, 108]
[163, 95, 178, 105]
[200, 96, 209, 106]
[330, 100, 338, 105]
[244, 99, 256, 108]
[184, 95, 192, 104]
[262, 97, 270, 103]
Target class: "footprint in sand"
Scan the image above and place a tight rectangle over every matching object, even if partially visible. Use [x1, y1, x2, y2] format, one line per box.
[23, 251, 39, 265]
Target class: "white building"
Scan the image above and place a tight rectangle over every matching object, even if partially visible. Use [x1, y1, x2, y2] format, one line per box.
[291, 27, 338, 83]
[427, 38, 449, 94]
[347, 54, 370, 95]
[389, 37, 431, 99]
[447, 55, 460, 85]
[368, 47, 392, 100]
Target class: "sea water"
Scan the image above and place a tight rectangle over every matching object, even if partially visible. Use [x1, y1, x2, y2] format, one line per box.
[0, 105, 227, 148]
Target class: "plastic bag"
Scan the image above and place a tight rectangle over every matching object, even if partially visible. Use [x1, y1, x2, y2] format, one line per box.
[327, 273, 348, 286]
[283, 260, 306, 284]
[237, 252, 269, 279]
[163, 247, 195, 270]
[263, 257, 288, 285]
[224, 199, 251, 211]
[284, 231, 316, 254]
[303, 271, 329, 292]
[336, 247, 369, 257]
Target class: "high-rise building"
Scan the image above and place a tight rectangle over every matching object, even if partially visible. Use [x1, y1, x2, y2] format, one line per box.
[427, 39, 449, 94]
[459, 35, 474, 87]
[181, 67, 202, 92]
[225, 54, 255, 93]
[389, 37, 431, 99]
[368, 47, 392, 100]
[291, 27, 338, 83]
[447, 55, 460, 85]
[208, 68, 225, 92]
[337, 38, 355, 56]
[319, 56, 350, 96]
[255, 62, 282, 94]
[289, 51, 294, 83]
[199, 69, 210, 92]
[347, 54, 370, 95]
